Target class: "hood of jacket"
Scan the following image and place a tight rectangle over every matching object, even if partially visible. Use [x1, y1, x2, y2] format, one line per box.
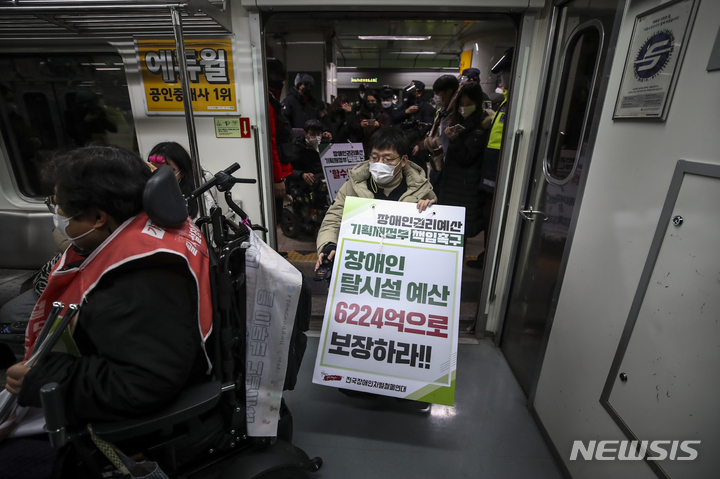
[289, 86, 309, 104]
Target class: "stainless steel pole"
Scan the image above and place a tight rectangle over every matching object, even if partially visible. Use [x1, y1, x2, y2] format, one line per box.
[170, 5, 206, 218]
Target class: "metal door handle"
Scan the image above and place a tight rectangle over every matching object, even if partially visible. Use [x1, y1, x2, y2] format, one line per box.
[519, 207, 548, 222]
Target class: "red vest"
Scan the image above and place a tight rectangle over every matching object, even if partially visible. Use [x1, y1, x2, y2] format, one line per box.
[24, 213, 213, 364]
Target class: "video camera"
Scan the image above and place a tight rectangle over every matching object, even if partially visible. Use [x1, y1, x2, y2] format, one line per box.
[399, 117, 432, 138]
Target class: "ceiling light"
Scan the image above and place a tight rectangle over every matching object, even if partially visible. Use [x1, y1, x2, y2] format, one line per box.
[475, 43, 479, 52]
[393, 51, 437, 55]
[358, 36, 431, 41]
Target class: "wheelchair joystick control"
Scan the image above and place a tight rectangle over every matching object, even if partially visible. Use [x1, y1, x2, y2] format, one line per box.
[314, 256, 333, 282]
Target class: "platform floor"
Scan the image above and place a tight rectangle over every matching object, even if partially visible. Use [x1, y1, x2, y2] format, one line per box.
[285, 336, 562, 479]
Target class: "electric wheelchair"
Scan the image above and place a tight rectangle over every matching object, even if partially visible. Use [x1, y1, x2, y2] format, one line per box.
[38, 164, 322, 478]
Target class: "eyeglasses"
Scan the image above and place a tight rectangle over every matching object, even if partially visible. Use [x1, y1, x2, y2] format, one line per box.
[45, 196, 82, 219]
[369, 155, 402, 165]
[45, 195, 58, 214]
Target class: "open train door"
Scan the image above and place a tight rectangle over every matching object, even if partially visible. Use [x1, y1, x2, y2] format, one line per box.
[499, 0, 624, 399]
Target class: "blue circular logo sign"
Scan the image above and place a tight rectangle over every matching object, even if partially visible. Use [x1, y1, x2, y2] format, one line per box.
[634, 30, 674, 81]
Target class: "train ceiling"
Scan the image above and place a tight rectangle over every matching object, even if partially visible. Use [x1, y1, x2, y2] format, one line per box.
[266, 15, 516, 70]
[0, 0, 231, 38]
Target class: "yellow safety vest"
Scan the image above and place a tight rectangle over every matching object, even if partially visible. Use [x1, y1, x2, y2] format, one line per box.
[487, 90, 508, 150]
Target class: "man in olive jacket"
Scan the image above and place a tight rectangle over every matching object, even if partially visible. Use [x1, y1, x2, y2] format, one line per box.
[315, 128, 436, 271]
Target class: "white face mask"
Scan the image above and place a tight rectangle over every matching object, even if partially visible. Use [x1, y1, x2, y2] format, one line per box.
[51, 206, 94, 245]
[495, 87, 504, 94]
[308, 135, 321, 150]
[381, 100, 392, 109]
[369, 161, 400, 186]
[459, 104, 476, 118]
[433, 94, 444, 108]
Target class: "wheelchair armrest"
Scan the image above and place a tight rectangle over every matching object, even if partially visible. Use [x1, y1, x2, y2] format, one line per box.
[92, 380, 222, 442]
[40, 382, 69, 448]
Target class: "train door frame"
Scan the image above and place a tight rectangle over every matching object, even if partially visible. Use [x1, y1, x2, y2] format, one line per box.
[249, 12, 278, 249]
[254, 8, 536, 332]
[473, 8, 552, 339]
[485, 0, 628, 405]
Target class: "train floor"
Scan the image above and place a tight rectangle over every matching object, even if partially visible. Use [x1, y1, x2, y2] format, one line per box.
[280, 229, 561, 478]
[286, 336, 562, 479]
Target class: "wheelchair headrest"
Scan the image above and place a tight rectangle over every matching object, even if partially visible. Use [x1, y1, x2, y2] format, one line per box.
[143, 165, 188, 228]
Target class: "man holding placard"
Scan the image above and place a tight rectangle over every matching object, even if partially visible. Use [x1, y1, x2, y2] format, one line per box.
[315, 128, 436, 274]
[312, 128, 465, 405]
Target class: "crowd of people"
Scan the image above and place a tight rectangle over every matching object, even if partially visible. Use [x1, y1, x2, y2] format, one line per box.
[267, 50, 513, 270]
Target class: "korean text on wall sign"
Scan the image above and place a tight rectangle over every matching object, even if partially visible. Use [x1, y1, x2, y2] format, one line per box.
[136, 38, 237, 114]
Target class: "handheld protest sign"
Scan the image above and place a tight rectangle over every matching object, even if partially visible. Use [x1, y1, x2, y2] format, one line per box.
[319, 143, 365, 201]
[312, 197, 464, 405]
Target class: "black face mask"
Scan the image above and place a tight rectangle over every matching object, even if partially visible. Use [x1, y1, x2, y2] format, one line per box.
[366, 103, 377, 111]
[269, 79, 284, 90]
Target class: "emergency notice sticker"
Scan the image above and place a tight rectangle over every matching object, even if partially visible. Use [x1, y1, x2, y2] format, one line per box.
[313, 197, 464, 405]
[136, 38, 237, 114]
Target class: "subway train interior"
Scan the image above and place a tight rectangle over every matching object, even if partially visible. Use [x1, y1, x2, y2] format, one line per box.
[0, 0, 718, 478]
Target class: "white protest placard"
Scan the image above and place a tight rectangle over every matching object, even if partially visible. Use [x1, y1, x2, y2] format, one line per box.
[319, 143, 365, 201]
[312, 196, 464, 405]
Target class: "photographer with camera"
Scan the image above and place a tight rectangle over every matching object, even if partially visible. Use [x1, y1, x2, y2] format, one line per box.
[349, 89, 391, 157]
[391, 80, 434, 126]
[413, 74, 460, 187]
[392, 81, 434, 172]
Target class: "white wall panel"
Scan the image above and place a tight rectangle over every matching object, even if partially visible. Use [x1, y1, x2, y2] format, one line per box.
[534, 0, 720, 477]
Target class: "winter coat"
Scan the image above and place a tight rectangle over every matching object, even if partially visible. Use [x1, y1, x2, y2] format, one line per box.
[438, 112, 488, 238]
[316, 160, 436, 254]
[282, 87, 321, 129]
[270, 95, 295, 180]
[349, 110, 391, 156]
[325, 110, 355, 144]
[290, 135, 323, 178]
[390, 99, 435, 126]
[20, 254, 207, 423]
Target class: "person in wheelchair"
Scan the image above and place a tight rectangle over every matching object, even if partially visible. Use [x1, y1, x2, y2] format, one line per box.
[289, 119, 325, 189]
[314, 128, 436, 274]
[281, 120, 330, 238]
[5, 145, 212, 425]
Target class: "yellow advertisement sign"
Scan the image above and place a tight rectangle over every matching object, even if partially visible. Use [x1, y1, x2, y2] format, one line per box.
[136, 38, 236, 114]
[460, 50, 473, 74]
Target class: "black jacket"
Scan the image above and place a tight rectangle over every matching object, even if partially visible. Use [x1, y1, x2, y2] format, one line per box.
[19, 253, 207, 423]
[390, 99, 435, 126]
[438, 112, 488, 238]
[290, 135, 324, 178]
[324, 110, 354, 144]
[349, 109, 391, 156]
[282, 87, 321, 129]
